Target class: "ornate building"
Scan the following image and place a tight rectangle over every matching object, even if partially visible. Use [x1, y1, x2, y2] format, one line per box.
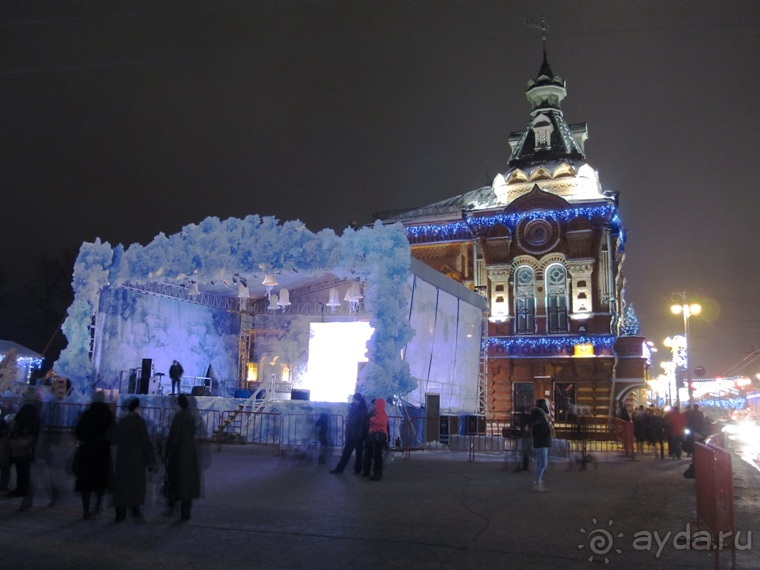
[380, 50, 649, 424]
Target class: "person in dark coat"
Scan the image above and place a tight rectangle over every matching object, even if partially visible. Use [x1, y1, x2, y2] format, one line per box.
[0, 406, 11, 492]
[646, 407, 666, 459]
[169, 360, 184, 395]
[315, 413, 329, 465]
[528, 399, 552, 492]
[632, 405, 647, 454]
[112, 398, 155, 521]
[165, 393, 200, 521]
[515, 407, 532, 472]
[74, 391, 115, 519]
[7, 389, 41, 501]
[329, 393, 367, 474]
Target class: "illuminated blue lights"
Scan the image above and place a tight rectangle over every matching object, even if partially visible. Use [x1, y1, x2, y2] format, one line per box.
[488, 335, 616, 351]
[698, 397, 746, 410]
[406, 206, 621, 241]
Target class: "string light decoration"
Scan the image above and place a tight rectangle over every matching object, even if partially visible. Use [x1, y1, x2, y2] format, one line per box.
[488, 335, 616, 354]
[698, 397, 746, 410]
[406, 206, 623, 242]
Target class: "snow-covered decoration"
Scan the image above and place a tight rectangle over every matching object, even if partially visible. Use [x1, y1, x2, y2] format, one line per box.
[57, 239, 114, 391]
[620, 304, 641, 336]
[56, 216, 415, 401]
[339, 221, 416, 399]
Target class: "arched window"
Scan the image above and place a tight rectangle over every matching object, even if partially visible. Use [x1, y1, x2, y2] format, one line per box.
[546, 264, 568, 333]
[514, 266, 536, 335]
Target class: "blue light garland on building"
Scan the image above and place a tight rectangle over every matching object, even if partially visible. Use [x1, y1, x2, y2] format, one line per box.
[488, 335, 616, 351]
[406, 206, 622, 241]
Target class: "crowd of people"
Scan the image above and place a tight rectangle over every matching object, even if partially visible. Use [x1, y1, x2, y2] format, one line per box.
[631, 403, 710, 460]
[0, 389, 204, 522]
[0, 384, 717, 518]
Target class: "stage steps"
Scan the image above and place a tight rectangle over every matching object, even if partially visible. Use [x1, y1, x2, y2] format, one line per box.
[215, 381, 271, 438]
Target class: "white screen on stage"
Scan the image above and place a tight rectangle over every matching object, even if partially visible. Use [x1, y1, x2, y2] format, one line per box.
[301, 321, 373, 403]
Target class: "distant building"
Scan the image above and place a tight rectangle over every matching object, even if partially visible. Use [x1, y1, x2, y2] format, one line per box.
[0, 340, 44, 387]
[380, 50, 650, 423]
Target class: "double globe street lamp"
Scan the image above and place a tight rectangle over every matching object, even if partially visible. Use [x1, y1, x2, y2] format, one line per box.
[671, 293, 702, 407]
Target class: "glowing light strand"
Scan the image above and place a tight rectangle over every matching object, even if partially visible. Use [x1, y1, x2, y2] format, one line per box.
[406, 207, 622, 241]
[488, 335, 616, 351]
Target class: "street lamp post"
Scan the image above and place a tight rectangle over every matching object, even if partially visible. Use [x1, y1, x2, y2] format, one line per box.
[663, 338, 683, 407]
[671, 293, 701, 407]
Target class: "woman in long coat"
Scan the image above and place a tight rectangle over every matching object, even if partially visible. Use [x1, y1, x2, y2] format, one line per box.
[74, 392, 114, 519]
[112, 398, 155, 521]
[165, 394, 200, 521]
[7, 391, 41, 499]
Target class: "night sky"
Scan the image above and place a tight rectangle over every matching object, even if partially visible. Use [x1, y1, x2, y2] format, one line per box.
[2, 1, 759, 377]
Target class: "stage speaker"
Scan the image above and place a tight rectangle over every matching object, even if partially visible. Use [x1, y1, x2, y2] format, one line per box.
[425, 393, 440, 442]
[191, 386, 211, 397]
[139, 358, 152, 395]
[291, 389, 310, 401]
[141, 358, 152, 379]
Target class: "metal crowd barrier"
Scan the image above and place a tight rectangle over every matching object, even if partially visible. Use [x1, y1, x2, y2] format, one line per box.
[216, 411, 284, 454]
[2, 395, 630, 460]
[694, 438, 736, 569]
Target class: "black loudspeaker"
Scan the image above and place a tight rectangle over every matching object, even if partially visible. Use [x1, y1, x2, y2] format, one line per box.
[191, 386, 210, 397]
[425, 393, 440, 442]
[139, 358, 152, 395]
[291, 389, 310, 401]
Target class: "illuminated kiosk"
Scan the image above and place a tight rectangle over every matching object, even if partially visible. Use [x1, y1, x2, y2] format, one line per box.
[55, 217, 486, 442]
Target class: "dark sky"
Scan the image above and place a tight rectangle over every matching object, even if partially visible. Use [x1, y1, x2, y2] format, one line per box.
[2, 1, 759, 377]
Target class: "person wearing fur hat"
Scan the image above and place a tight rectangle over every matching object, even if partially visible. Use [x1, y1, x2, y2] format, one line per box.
[112, 398, 155, 521]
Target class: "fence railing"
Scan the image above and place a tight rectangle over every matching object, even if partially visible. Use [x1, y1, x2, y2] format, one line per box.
[694, 439, 736, 569]
[2, 396, 628, 458]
